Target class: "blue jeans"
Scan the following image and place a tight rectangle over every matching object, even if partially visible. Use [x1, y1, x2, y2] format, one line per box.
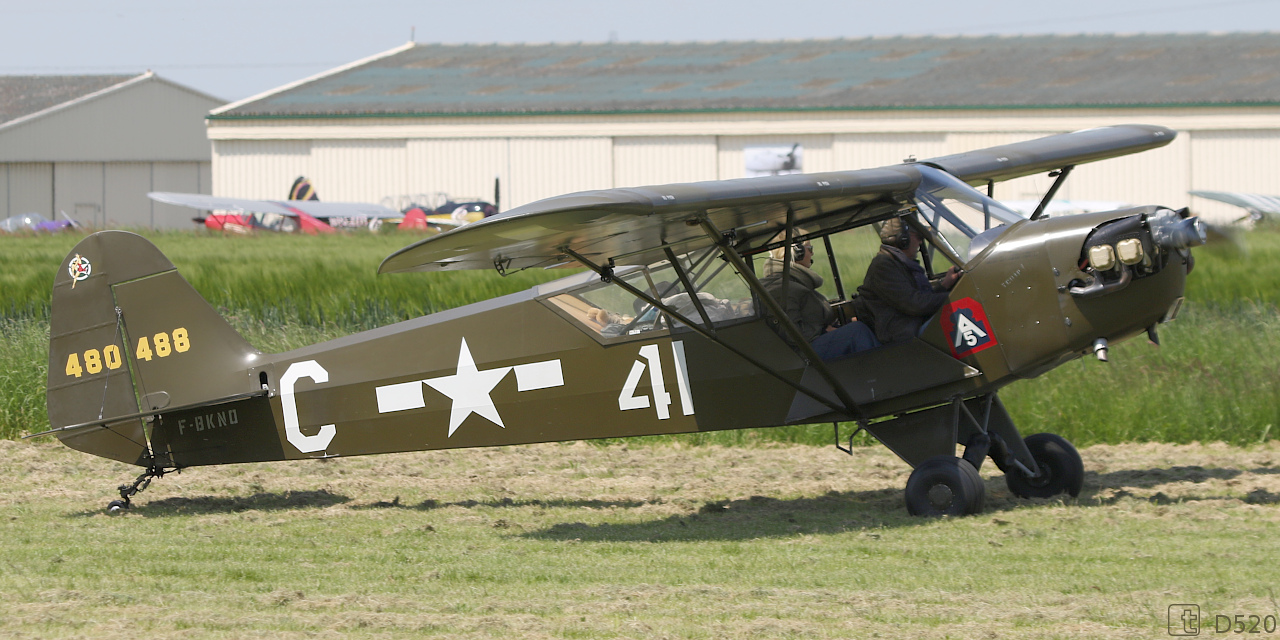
[810, 321, 880, 361]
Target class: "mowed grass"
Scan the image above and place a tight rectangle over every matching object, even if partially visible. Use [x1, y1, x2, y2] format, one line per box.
[1, 438, 1277, 638]
[3, 227, 1278, 444]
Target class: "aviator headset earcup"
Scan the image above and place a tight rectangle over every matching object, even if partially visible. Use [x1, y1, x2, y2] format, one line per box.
[896, 224, 912, 250]
[792, 242, 806, 262]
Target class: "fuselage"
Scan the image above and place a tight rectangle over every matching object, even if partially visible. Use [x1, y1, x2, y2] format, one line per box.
[144, 208, 1187, 469]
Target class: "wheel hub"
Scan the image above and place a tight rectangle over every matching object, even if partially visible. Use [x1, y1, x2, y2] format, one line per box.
[927, 483, 954, 510]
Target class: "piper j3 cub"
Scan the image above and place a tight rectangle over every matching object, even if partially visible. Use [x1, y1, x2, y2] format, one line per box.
[40, 124, 1207, 516]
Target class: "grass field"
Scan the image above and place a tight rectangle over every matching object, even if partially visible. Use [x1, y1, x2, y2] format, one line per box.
[0, 438, 1277, 638]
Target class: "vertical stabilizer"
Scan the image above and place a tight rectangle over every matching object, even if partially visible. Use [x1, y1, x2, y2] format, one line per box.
[47, 231, 261, 465]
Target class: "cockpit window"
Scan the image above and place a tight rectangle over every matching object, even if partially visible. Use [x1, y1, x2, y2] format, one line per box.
[543, 247, 755, 341]
[913, 165, 1024, 263]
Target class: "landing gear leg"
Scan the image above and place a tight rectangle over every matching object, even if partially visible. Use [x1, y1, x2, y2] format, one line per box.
[107, 466, 167, 514]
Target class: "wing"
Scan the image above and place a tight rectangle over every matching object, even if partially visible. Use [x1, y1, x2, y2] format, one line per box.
[380, 167, 916, 274]
[374, 124, 1174, 274]
[148, 193, 401, 219]
[922, 124, 1175, 185]
[1190, 190, 1280, 216]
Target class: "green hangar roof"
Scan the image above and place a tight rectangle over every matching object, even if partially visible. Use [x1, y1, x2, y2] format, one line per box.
[212, 33, 1280, 119]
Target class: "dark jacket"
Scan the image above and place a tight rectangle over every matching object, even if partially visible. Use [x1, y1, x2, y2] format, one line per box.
[758, 259, 834, 344]
[853, 245, 951, 344]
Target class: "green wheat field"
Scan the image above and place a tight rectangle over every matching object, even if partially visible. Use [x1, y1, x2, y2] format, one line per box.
[0, 227, 1277, 638]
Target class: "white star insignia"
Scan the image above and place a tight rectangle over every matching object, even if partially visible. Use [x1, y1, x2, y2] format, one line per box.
[373, 339, 564, 437]
[424, 338, 513, 437]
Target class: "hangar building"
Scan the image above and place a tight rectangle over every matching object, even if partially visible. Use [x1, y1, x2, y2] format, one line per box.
[0, 73, 222, 228]
[208, 34, 1280, 221]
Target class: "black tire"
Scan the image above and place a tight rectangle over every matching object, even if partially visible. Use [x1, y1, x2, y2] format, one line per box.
[957, 456, 986, 514]
[905, 456, 985, 517]
[107, 500, 128, 514]
[1004, 433, 1084, 499]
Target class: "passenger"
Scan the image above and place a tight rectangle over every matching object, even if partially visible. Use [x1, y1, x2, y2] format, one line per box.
[759, 236, 879, 360]
[853, 216, 961, 345]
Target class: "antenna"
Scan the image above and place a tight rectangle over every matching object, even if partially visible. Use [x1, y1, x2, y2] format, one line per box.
[410, 26, 415, 42]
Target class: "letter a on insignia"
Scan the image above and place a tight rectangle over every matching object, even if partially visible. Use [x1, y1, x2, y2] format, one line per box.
[939, 297, 998, 359]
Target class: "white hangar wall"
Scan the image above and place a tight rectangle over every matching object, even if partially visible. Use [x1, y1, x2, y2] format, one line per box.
[207, 107, 1280, 224]
[0, 75, 221, 228]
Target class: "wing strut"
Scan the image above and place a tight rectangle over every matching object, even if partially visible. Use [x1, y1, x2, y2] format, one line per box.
[697, 217, 867, 423]
[561, 247, 856, 419]
[1030, 165, 1074, 221]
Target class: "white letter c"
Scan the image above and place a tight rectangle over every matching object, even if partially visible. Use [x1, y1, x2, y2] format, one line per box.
[281, 360, 336, 454]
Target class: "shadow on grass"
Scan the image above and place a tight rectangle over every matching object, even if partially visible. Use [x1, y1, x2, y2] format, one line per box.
[1086, 465, 1280, 489]
[519, 463, 1280, 542]
[349, 496, 653, 511]
[69, 489, 350, 517]
[521, 488, 918, 543]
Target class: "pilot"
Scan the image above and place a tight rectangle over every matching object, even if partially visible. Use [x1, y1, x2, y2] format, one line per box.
[853, 216, 961, 344]
[759, 235, 879, 360]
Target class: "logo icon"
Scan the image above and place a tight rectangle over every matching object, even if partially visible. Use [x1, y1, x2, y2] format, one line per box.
[1169, 604, 1200, 636]
[67, 254, 92, 288]
[939, 297, 998, 359]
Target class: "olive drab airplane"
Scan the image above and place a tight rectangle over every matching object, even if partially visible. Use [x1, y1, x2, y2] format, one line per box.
[38, 124, 1210, 516]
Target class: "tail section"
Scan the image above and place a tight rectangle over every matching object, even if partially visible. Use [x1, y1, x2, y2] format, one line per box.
[48, 231, 263, 466]
[289, 176, 319, 201]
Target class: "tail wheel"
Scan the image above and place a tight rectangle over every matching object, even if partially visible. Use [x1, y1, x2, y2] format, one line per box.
[905, 455, 986, 517]
[1004, 433, 1084, 499]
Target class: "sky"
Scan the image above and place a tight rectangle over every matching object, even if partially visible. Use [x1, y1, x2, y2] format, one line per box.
[3, 0, 1280, 103]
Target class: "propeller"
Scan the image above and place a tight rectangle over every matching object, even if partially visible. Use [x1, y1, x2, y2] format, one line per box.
[1151, 207, 1246, 259]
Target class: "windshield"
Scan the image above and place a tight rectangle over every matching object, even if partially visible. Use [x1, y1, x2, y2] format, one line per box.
[912, 165, 1024, 261]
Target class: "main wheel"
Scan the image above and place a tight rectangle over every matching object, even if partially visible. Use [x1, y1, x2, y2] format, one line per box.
[1004, 433, 1084, 499]
[905, 455, 985, 517]
[107, 499, 128, 514]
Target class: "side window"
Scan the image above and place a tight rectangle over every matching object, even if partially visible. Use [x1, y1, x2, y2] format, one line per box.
[652, 250, 755, 330]
[546, 268, 666, 339]
[543, 250, 758, 341]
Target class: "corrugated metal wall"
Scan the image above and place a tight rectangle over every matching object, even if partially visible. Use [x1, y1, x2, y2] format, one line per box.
[211, 140, 311, 199]
[406, 138, 506, 210]
[508, 137, 613, 206]
[833, 133, 947, 172]
[53, 163, 103, 226]
[613, 136, 717, 187]
[0, 160, 209, 228]
[4, 163, 52, 219]
[311, 139, 407, 204]
[1189, 130, 1280, 221]
[1072, 133, 1193, 211]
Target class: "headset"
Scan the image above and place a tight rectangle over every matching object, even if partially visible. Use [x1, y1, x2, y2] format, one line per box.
[881, 217, 914, 250]
[792, 241, 808, 263]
